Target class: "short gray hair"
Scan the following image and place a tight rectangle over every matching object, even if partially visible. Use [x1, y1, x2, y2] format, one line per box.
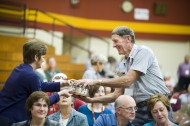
[91, 54, 107, 65]
[112, 26, 135, 43]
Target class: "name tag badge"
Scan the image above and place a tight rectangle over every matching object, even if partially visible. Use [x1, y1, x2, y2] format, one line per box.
[185, 70, 189, 75]
[170, 98, 177, 104]
[124, 88, 133, 96]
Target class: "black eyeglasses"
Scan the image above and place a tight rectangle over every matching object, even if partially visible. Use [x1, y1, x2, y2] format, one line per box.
[119, 106, 138, 112]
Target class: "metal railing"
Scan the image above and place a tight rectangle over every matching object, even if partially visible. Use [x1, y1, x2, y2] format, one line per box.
[26, 9, 110, 57]
[0, 1, 110, 57]
[0, 0, 26, 35]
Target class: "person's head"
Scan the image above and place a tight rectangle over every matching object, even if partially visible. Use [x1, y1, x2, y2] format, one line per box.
[111, 26, 135, 57]
[163, 72, 173, 93]
[25, 91, 50, 119]
[184, 54, 190, 64]
[105, 87, 115, 95]
[23, 39, 47, 65]
[47, 57, 57, 70]
[58, 92, 74, 108]
[115, 95, 136, 121]
[108, 56, 116, 64]
[52, 73, 68, 82]
[91, 54, 107, 72]
[163, 72, 171, 82]
[89, 85, 105, 98]
[147, 93, 170, 125]
[165, 81, 174, 94]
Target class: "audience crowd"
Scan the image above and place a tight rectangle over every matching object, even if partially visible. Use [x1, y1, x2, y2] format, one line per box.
[0, 26, 190, 126]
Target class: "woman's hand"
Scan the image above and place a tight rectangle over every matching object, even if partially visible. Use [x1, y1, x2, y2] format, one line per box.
[72, 79, 97, 88]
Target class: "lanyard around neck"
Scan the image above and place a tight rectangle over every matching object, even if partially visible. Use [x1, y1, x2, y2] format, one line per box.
[91, 104, 104, 122]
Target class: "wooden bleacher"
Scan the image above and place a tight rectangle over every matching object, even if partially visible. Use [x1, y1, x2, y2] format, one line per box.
[0, 35, 85, 90]
[0, 35, 55, 54]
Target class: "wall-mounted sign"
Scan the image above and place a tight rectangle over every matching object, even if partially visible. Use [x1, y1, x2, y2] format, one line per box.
[134, 8, 149, 20]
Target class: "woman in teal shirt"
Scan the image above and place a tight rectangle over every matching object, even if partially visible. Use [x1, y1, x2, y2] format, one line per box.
[143, 94, 178, 126]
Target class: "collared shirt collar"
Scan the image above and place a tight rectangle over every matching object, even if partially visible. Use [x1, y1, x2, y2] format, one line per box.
[127, 44, 138, 62]
[121, 44, 138, 66]
[115, 114, 134, 126]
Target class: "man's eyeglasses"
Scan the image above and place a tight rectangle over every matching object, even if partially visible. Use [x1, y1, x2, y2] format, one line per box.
[119, 106, 138, 112]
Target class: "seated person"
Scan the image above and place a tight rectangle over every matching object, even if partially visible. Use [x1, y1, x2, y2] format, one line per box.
[78, 85, 112, 126]
[104, 56, 119, 78]
[48, 88, 88, 126]
[74, 98, 86, 111]
[47, 73, 68, 115]
[11, 91, 60, 126]
[94, 95, 136, 126]
[45, 57, 61, 81]
[179, 84, 190, 106]
[83, 53, 107, 80]
[164, 78, 181, 112]
[143, 93, 178, 126]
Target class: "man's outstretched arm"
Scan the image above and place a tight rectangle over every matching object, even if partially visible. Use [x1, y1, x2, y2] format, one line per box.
[73, 88, 124, 103]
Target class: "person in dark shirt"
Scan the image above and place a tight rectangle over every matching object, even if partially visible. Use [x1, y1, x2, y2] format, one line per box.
[176, 54, 190, 91]
[0, 39, 70, 126]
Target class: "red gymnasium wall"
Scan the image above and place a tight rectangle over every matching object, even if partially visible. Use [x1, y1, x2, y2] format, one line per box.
[16, 0, 190, 41]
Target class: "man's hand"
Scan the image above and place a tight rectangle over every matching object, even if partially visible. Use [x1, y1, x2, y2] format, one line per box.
[72, 93, 93, 103]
